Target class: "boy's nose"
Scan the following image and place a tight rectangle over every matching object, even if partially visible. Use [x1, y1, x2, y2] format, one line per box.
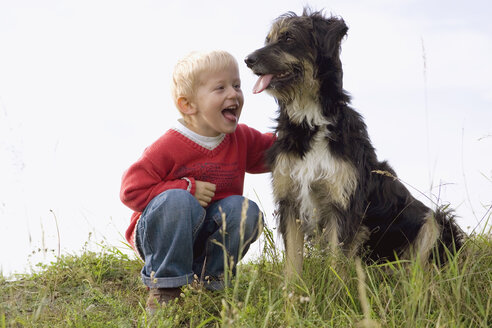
[227, 86, 241, 98]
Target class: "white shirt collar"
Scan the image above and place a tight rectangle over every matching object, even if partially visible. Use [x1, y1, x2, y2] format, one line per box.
[173, 119, 225, 150]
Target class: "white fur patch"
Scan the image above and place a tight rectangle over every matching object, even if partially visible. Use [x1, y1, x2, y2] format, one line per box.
[285, 97, 330, 128]
[273, 127, 358, 232]
[403, 211, 439, 263]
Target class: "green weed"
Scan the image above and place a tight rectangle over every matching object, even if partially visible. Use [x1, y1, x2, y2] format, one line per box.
[1, 224, 491, 327]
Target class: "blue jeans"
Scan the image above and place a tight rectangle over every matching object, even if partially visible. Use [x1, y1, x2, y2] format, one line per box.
[136, 189, 263, 290]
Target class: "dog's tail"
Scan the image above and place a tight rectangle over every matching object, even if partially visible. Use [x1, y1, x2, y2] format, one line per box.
[432, 206, 466, 265]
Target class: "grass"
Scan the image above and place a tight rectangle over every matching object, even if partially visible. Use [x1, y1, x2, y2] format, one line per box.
[1, 225, 491, 327]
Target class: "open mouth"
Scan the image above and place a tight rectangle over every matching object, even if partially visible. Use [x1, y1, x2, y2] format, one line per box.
[253, 71, 293, 94]
[221, 105, 239, 122]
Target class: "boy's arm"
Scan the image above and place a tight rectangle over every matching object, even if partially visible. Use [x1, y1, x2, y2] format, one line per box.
[242, 125, 276, 173]
[120, 157, 196, 212]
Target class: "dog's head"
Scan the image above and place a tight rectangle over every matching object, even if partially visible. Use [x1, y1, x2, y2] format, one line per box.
[245, 9, 348, 104]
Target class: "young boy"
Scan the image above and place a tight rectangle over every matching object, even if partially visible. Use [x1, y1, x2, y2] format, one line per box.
[120, 50, 275, 311]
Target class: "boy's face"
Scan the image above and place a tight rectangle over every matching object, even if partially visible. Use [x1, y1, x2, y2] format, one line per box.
[188, 64, 244, 137]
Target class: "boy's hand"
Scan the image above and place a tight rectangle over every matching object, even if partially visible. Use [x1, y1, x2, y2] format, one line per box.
[194, 180, 216, 207]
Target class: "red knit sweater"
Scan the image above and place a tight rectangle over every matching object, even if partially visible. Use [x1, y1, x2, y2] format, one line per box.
[120, 124, 275, 250]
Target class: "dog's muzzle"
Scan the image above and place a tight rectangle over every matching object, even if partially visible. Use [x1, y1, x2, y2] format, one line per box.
[244, 54, 258, 68]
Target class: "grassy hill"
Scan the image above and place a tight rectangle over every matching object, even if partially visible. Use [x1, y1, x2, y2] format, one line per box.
[1, 227, 491, 327]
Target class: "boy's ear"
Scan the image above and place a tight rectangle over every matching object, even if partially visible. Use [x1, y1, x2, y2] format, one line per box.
[177, 96, 197, 115]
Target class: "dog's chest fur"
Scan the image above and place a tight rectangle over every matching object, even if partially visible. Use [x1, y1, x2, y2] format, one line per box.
[271, 103, 358, 232]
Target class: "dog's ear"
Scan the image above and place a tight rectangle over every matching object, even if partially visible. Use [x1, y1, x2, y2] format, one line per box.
[310, 13, 348, 59]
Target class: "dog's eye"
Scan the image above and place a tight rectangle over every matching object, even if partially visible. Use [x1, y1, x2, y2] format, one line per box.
[282, 33, 294, 43]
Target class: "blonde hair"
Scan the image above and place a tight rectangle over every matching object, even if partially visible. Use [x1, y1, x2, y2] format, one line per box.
[171, 50, 239, 110]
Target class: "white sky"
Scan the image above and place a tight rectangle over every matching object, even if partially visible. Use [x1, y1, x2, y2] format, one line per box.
[1, 0, 491, 277]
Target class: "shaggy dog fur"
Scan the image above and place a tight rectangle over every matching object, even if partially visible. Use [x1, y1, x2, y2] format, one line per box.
[245, 9, 465, 278]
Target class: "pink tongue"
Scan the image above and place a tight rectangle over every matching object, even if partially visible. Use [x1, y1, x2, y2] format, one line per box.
[252, 74, 273, 94]
[223, 110, 237, 122]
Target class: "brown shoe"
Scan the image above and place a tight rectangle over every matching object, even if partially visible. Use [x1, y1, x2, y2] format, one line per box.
[146, 287, 182, 314]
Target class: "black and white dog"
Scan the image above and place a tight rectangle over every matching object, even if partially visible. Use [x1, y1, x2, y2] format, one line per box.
[245, 9, 464, 278]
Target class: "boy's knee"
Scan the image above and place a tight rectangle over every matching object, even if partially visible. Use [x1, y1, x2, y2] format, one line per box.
[143, 189, 198, 221]
[161, 189, 196, 206]
[228, 197, 262, 236]
[142, 189, 202, 224]
[245, 201, 263, 239]
[227, 196, 260, 214]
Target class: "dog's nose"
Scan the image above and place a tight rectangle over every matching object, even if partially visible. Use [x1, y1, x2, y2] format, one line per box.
[244, 54, 257, 67]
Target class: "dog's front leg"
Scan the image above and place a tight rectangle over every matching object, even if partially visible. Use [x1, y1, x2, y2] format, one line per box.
[284, 214, 304, 280]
